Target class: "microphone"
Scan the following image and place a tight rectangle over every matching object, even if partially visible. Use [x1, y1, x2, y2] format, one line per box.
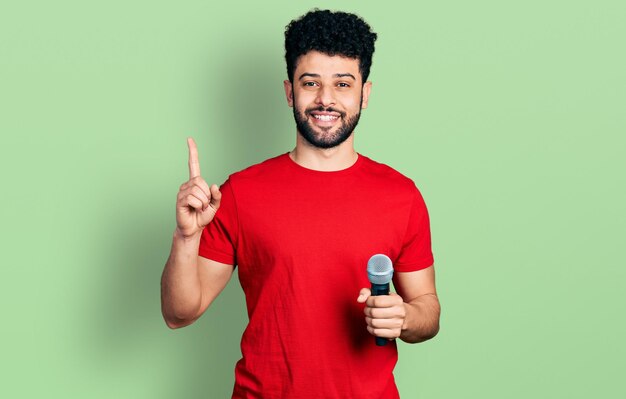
[367, 254, 394, 346]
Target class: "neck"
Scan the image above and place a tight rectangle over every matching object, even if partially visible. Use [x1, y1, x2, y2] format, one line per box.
[289, 134, 358, 171]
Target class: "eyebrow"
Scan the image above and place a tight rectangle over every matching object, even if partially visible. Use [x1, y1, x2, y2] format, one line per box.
[298, 73, 357, 80]
[334, 73, 356, 80]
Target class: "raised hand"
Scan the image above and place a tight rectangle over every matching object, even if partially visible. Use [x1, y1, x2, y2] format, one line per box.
[175, 137, 222, 238]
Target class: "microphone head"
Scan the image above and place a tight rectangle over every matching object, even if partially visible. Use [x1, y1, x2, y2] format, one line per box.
[367, 254, 394, 284]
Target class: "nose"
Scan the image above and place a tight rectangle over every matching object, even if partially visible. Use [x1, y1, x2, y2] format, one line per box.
[315, 85, 335, 107]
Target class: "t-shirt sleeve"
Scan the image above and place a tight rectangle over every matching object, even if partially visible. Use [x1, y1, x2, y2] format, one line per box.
[198, 178, 238, 266]
[394, 186, 434, 272]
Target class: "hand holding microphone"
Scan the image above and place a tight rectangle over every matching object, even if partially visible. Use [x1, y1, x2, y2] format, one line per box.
[357, 254, 406, 346]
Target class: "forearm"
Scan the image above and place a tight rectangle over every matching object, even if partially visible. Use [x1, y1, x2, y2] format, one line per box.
[400, 293, 441, 343]
[160, 229, 203, 327]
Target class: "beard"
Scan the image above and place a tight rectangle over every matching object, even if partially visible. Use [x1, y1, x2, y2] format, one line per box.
[293, 97, 363, 149]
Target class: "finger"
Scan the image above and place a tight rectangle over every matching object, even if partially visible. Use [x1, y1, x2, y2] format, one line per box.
[185, 178, 212, 210]
[179, 181, 190, 192]
[357, 287, 371, 303]
[366, 317, 404, 329]
[189, 186, 210, 209]
[178, 186, 209, 208]
[366, 326, 399, 339]
[186, 195, 203, 210]
[363, 306, 402, 319]
[364, 305, 405, 319]
[209, 184, 222, 211]
[187, 137, 201, 179]
[365, 293, 403, 308]
[190, 177, 211, 198]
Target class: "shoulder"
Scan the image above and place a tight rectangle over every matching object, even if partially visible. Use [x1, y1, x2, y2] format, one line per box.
[224, 153, 289, 187]
[358, 154, 421, 195]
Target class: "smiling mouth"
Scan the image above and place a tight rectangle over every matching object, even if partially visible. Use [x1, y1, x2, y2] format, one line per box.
[312, 114, 339, 122]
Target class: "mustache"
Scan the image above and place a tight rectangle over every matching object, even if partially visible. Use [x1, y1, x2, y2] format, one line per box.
[305, 106, 345, 117]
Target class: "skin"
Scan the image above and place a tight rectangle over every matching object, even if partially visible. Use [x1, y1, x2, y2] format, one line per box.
[160, 138, 232, 328]
[161, 51, 441, 344]
[283, 50, 371, 171]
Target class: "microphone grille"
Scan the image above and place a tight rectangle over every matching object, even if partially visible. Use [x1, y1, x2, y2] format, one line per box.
[367, 254, 394, 284]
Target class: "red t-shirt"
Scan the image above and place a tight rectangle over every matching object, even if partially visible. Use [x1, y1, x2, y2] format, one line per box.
[199, 153, 433, 399]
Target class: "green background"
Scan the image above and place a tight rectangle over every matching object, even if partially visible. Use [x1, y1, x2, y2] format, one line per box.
[1, 0, 624, 397]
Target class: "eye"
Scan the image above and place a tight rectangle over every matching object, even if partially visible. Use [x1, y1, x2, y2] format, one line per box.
[337, 82, 350, 88]
[303, 81, 318, 87]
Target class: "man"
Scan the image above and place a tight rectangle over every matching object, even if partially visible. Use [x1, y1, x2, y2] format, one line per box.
[161, 9, 440, 398]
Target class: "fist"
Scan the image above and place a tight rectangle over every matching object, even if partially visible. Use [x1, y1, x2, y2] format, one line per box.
[357, 288, 407, 340]
[175, 137, 222, 238]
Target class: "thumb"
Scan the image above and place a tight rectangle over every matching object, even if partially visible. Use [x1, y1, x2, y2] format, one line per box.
[357, 287, 371, 303]
[209, 184, 222, 211]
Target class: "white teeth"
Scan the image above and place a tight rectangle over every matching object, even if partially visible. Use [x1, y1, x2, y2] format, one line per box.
[313, 114, 338, 121]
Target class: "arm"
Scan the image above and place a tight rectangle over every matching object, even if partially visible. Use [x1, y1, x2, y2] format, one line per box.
[160, 137, 234, 329]
[395, 265, 440, 343]
[358, 264, 440, 344]
[160, 230, 234, 329]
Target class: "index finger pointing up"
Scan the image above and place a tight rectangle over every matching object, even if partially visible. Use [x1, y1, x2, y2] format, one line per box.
[187, 137, 201, 178]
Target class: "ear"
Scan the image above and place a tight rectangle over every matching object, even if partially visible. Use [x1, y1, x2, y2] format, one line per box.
[284, 80, 294, 107]
[361, 81, 372, 109]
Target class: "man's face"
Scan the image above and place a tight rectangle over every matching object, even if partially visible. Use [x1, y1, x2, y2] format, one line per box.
[284, 51, 372, 149]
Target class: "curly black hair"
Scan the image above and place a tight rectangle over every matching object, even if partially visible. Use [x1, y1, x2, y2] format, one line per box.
[284, 9, 377, 84]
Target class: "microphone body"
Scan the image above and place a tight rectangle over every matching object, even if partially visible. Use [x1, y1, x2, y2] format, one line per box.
[367, 254, 394, 346]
